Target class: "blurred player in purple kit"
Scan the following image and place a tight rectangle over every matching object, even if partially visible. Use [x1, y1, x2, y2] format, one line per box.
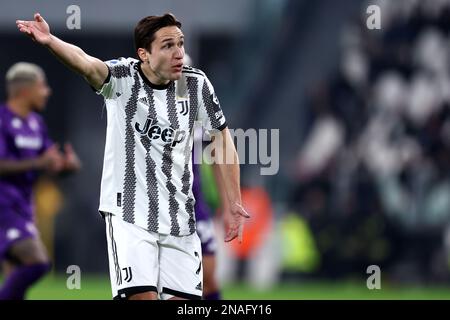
[0, 62, 81, 300]
[192, 148, 221, 300]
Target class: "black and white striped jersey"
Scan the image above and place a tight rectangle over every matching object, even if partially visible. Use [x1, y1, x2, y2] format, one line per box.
[96, 57, 227, 236]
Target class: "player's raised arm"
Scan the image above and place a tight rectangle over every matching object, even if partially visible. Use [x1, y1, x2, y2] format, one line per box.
[16, 13, 108, 90]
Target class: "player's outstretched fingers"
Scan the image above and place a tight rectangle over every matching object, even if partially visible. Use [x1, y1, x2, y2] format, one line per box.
[224, 233, 237, 243]
[235, 203, 250, 218]
[16, 20, 30, 27]
[238, 223, 244, 243]
[34, 13, 44, 22]
[16, 21, 32, 36]
[224, 224, 239, 242]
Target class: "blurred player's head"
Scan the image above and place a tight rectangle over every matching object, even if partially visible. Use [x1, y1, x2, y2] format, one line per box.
[135, 13, 184, 83]
[6, 62, 51, 112]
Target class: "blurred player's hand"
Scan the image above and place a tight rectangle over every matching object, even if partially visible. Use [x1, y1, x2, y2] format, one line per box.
[37, 144, 65, 173]
[16, 13, 52, 45]
[62, 143, 82, 172]
[224, 202, 250, 243]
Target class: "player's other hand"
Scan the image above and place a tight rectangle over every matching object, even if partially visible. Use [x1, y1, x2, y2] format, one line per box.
[224, 202, 250, 243]
[38, 144, 64, 173]
[62, 143, 82, 172]
[16, 13, 52, 45]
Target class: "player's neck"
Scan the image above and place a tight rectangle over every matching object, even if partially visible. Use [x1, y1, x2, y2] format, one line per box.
[6, 98, 33, 118]
[140, 62, 171, 87]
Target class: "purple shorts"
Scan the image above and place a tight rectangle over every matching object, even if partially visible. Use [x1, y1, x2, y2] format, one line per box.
[0, 209, 37, 261]
[195, 199, 217, 256]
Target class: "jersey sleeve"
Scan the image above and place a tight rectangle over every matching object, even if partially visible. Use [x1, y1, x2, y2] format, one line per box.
[197, 75, 227, 135]
[96, 57, 134, 99]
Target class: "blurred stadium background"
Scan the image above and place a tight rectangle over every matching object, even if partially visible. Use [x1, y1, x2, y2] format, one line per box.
[1, 0, 450, 299]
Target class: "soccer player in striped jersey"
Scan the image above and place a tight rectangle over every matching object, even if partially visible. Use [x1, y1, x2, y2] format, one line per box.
[0, 62, 81, 300]
[16, 13, 249, 300]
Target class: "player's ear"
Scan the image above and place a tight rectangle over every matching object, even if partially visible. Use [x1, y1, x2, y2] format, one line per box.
[137, 48, 148, 63]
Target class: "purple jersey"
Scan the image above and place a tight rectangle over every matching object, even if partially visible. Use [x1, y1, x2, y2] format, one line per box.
[192, 157, 217, 255]
[0, 104, 52, 219]
[192, 160, 211, 222]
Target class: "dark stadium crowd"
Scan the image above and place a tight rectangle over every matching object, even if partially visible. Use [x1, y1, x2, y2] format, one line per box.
[291, 0, 450, 282]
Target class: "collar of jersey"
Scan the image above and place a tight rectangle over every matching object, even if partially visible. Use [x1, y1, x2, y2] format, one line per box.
[138, 62, 172, 90]
[2, 104, 32, 120]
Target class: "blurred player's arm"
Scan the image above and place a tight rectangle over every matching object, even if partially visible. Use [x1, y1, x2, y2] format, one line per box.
[211, 127, 250, 242]
[16, 13, 108, 90]
[0, 158, 42, 175]
[0, 145, 64, 176]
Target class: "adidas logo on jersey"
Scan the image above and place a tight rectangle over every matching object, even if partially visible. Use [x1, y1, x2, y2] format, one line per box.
[135, 117, 186, 147]
[138, 96, 148, 105]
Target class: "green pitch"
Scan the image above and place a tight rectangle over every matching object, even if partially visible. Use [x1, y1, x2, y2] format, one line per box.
[21, 274, 450, 300]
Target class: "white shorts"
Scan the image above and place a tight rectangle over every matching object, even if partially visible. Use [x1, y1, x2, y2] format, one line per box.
[104, 212, 203, 300]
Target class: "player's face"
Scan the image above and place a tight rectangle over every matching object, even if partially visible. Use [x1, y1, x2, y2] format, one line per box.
[23, 76, 51, 112]
[148, 26, 185, 82]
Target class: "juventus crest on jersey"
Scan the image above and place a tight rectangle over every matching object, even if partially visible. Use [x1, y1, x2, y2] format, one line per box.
[96, 57, 227, 236]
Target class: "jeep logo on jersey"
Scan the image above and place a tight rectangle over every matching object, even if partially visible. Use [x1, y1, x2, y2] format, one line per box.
[135, 117, 186, 147]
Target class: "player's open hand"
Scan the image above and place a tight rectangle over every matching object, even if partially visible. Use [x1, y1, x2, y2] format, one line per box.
[224, 202, 250, 243]
[16, 13, 52, 45]
[63, 143, 82, 172]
